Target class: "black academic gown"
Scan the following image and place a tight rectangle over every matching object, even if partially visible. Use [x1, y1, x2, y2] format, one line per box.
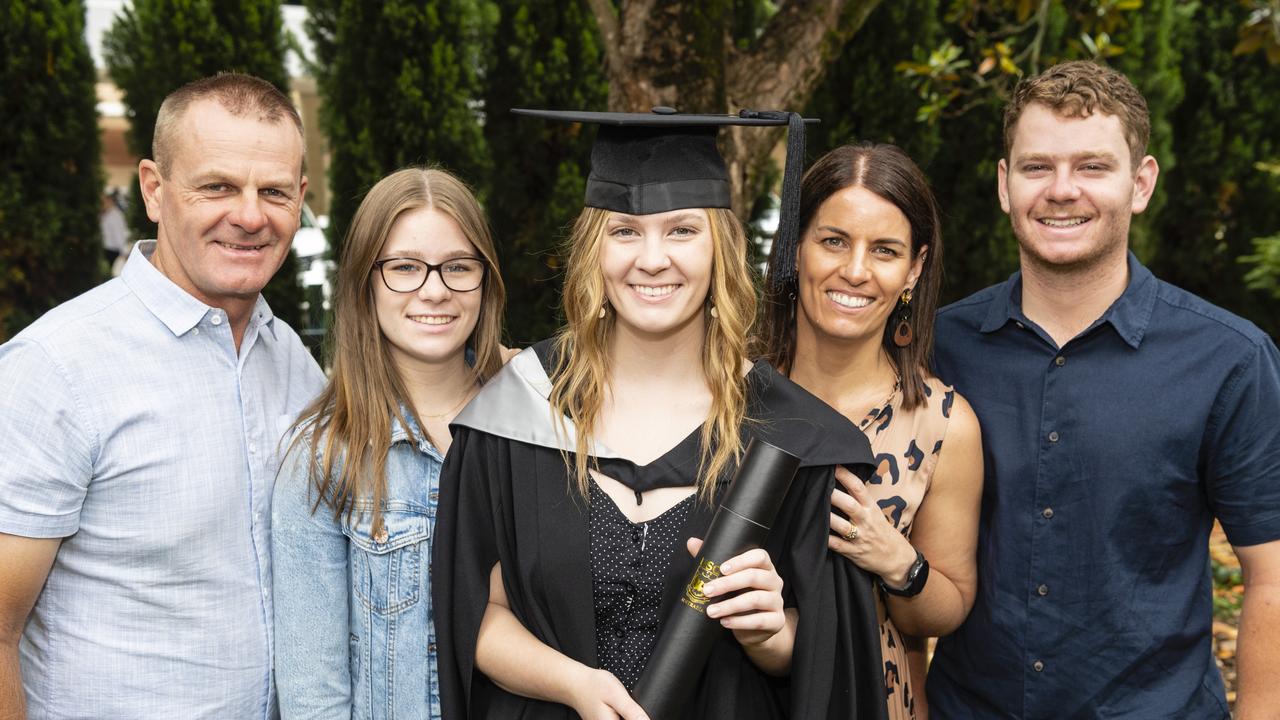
[433, 343, 888, 720]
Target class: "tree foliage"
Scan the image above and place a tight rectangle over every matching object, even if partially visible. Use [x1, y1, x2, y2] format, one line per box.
[305, 0, 493, 258]
[481, 0, 607, 344]
[1150, 1, 1280, 337]
[0, 0, 103, 341]
[102, 0, 304, 329]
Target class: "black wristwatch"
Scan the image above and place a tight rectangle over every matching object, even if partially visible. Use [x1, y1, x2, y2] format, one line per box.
[880, 549, 929, 597]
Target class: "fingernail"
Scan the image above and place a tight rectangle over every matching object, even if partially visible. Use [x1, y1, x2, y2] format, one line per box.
[720, 562, 732, 573]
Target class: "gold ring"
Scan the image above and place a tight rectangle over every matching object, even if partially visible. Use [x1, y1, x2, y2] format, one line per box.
[843, 521, 859, 542]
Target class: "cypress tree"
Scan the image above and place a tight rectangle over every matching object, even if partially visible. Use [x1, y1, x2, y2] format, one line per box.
[102, 0, 304, 329]
[1147, 2, 1280, 338]
[0, 0, 103, 340]
[481, 0, 606, 343]
[306, 0, 492, 258]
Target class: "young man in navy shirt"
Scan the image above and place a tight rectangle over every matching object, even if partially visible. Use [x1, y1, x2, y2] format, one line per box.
[928, 60, 1280, 719]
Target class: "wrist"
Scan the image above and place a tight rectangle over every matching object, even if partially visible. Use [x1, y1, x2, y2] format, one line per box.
[880, 548, 929, 598]
[880, 542, 919, 589]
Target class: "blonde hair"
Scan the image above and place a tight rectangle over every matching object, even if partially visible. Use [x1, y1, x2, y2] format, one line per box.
[290, 167, 506, 533]
[549, 206, 757, 501]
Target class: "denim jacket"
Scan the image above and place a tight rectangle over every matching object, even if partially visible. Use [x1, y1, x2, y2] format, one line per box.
[272, 412, 443, 720]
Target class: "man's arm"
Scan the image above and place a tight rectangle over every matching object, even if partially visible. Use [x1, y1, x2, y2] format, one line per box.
[1232, 539, 1280, 720]
[0, 534, 59, 720]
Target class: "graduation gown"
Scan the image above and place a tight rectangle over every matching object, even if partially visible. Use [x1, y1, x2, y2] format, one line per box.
[433, 343, 888, 719]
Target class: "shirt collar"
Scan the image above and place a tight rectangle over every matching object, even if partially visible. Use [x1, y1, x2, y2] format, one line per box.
[980, 251, 1156, 349]
[121, 240, 278, 339]
[389, 405, 442, 459]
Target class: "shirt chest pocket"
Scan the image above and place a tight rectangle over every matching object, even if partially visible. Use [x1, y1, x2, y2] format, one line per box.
[343, 508, 430, 616]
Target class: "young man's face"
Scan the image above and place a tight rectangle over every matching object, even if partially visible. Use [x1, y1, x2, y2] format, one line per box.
[998, 102, 1157, 274]
[140, 99, 307, 312]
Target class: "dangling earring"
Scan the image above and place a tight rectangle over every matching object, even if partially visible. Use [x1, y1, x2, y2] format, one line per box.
[709, 305, 719, 320]
[787, 291, 797, 326]
[893, 288, 914, 348]
[598, 303, 608, 320]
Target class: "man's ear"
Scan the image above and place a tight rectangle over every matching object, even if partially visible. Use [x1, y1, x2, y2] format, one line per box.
[997, 158, 1011, 215]
[138, 159, 164, 224]
[1131, 155, 1159, 215]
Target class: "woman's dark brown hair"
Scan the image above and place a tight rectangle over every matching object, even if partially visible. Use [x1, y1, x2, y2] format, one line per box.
[759, 142, 943, 410]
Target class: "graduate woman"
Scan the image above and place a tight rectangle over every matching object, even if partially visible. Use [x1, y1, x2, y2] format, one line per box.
[272, 167, 506, 718]
[433, 111, 888, 720]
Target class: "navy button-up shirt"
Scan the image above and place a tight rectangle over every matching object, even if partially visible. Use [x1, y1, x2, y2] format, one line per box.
[928, 254, 1280, 719]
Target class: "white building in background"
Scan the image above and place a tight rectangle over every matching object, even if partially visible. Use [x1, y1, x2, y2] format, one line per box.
[84, 0, 330, 216]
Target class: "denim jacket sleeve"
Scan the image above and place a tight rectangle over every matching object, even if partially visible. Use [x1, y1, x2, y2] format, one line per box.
[272, 438, 354, 718]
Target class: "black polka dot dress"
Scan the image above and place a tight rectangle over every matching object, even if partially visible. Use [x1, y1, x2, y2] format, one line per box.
[587, 479, 694, 690]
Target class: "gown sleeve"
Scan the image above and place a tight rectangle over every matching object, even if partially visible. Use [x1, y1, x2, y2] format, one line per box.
[432, 425, 504, 718]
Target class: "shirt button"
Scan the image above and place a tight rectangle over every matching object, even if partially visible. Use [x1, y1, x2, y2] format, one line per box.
[211, 314, 223, 326]
[191, 328, 200, 336]
[614, 627, 625, 638]
[1048, 431, 1060, 443]
[1054, 356, 1066, 367]
[1033, 660, 1045, 672]
[374, 528, 389, 543]
[1037, 584, 1049, 596]
[1042, 507, 1054, 519]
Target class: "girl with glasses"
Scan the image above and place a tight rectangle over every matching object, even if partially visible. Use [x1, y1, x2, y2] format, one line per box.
[272, 167, 506, 719]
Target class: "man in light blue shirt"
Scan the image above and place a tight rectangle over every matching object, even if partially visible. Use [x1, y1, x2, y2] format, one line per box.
[0, 73, 325, 718]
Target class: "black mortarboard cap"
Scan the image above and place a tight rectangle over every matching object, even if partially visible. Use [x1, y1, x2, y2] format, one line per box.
[512, 107, 814, 287]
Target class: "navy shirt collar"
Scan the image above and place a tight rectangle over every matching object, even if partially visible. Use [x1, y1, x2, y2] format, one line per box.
[980, 251, 1157, 349]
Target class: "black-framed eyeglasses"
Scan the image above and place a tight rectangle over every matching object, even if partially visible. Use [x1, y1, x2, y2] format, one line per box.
[372, 256, 487, 293]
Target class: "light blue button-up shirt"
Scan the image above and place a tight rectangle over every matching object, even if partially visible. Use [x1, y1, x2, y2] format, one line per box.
[0, 242, 325, 719]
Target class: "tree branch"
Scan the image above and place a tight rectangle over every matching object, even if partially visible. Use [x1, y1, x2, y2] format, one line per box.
[586, 0, 624, 83]
[729, 0, 884, 112]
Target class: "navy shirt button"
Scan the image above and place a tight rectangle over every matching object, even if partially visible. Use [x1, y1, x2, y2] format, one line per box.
[1037, 584, 1049, 596]
[1055, 356, 1066, 367]
[1048, 431, 1060, 443]
[1042, 507, 1054, 519]
[1033, 660, 1045, 672]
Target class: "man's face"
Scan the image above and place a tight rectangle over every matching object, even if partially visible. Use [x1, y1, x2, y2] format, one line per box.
[998, 103, 1157, 274]
[139, 99, 307, 311]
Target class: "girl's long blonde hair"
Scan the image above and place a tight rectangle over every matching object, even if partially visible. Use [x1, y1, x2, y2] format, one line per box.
[289, 167, 506, 532]
[549, 206, 757, 501]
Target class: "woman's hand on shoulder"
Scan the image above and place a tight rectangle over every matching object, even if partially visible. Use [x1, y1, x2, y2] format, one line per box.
[687, 538, 786, 647]
[566, 666, 650, 720]
[828, 466, 919, 585]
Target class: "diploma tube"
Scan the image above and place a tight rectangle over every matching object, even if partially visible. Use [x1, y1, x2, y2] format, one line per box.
[631, 437, 801, 718]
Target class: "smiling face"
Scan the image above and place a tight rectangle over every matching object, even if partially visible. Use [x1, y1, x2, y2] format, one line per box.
[796, 185, 925, 346]
[373, 208, 484, 373]
[140, 99, 306, 315]
[599, 208, 714, 340]
[999, 102, 1158, 274]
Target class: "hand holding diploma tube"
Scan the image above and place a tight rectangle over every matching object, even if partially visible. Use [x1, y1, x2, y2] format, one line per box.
[632, 438, 801, 718]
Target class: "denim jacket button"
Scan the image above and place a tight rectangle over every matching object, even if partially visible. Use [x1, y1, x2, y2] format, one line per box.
[374, 527, 389, 544]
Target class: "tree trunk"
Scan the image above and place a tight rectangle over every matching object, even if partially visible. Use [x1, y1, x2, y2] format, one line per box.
[587, 0, 886, 213]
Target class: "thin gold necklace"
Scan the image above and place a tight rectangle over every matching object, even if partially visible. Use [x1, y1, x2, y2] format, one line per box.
[420, 382, 479, 420]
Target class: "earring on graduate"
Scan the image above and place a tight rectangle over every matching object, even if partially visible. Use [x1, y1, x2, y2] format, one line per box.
[893, 288, 914, 348]
[709, 304, 719, 319]
[598, 303, 608, 319]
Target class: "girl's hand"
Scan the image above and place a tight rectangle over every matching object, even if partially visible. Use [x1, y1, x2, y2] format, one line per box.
[828, 465, 918, 589]
[687, 538, 786, 648]
[567, 666, 649, 720]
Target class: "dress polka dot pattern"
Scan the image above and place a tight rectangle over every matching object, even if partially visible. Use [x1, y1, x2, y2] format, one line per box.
[587, 479, 695, 690]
